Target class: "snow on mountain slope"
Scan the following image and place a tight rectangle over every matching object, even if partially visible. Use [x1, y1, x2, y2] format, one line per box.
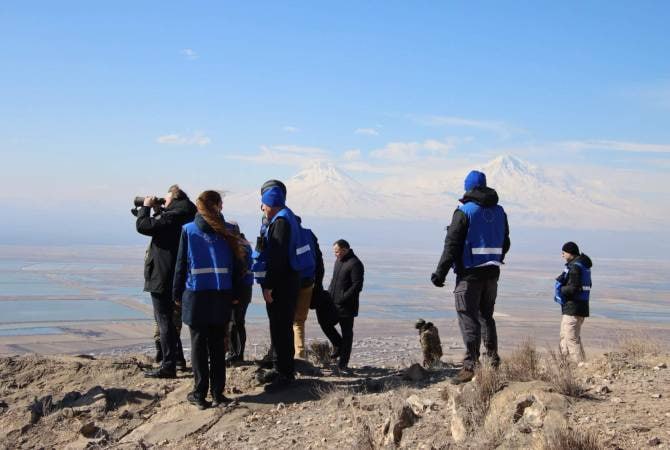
[223, 155, 652, 230]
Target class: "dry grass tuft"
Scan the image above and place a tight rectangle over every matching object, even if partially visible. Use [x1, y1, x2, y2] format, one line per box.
[308, 340, 333, 367]
[458, 362, 505, 432]
[545, 348, 585, 397]
[502, 338, 543, 382]
[350, 423, 376, 450]
[617, 334, 661, 361]
[541, 425, 603, 450]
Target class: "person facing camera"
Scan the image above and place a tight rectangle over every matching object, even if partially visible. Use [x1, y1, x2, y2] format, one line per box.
[173, 190, 246, 409]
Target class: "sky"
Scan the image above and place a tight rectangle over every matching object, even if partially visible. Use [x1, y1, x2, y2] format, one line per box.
[1, 1, 669, 245]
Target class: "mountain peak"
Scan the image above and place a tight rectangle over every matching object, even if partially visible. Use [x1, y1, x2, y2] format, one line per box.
[291, 161, 361, 186]
[483, 154, 536, 176]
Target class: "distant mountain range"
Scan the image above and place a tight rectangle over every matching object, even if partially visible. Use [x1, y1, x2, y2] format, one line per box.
[223, 155, 653, 230]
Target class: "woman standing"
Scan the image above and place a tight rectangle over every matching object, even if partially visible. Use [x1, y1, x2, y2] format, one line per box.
[173, 190, 246, 409]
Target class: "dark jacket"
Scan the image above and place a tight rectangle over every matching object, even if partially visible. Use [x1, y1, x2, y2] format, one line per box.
[328, 249, 364, 318]
[136, 197, 197, 294]
[172, 214, 244, 327]
[559, 253, 592, 317]
[433, 187, 511, 282]
[261, 216, 300, 296]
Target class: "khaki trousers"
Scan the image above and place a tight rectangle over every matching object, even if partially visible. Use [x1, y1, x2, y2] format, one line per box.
[559, 315, 586, 362]
[293, 284, 314, 359]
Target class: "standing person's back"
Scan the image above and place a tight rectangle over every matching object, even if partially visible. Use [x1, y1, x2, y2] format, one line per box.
[431, 170, 510, 384]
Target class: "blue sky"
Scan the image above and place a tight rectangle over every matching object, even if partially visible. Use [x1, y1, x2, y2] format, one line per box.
[1, 1, 669, 213]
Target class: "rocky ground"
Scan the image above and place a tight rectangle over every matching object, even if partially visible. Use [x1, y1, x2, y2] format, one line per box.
[0, 341, 668, 449]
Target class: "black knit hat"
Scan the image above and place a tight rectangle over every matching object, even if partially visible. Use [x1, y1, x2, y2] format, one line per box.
[562, 241, 580, 255]
[261, 179, 287, 196]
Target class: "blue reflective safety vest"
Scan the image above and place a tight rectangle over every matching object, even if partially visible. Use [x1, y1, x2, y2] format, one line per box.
[251, 221, 268, 284]
[184, 222, 234, 291]
[298, 227, 317, 280]
[458, 202, 506, 270]
[554, 261, 591, 305]
[242, 242, 254, 286]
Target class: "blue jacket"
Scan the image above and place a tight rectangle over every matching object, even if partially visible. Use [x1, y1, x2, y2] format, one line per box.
[555, 253, 592, 317]
[173, 214, 242, 326]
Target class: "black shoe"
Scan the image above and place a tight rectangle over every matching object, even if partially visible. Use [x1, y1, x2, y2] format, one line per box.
[211, 394, 232, 407]
[187, 392, 210, 410]
[263, 374, 294, 393]
[144, 367, 176, 379]
[154, 341, 163, 363]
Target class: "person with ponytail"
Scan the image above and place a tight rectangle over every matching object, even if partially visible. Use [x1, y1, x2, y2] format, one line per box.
[173, 190, 246, 409]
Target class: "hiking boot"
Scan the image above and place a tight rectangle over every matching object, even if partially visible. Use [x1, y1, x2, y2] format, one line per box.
[263, 374, 294, 393]
[144, 367, 176, 379]
[211, 394, 233, 407]
[154, 341, 163, 363]
[451, 368, 475, 385]
[186, 392, 210, 410]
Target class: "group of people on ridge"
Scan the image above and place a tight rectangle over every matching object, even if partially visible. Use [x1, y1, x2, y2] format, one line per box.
[134, 180, 364, 409]
[134, 169, 592, 407]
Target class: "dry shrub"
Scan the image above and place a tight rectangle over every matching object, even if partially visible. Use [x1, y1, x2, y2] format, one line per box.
[314, 383, 351, 405]
[617, 334, 661, 361]
[308, 340, 332, 367]
[545, 348, 585, 397]
[458, 362, 505, 432]
[541, 425, 603, 450]
[350, 423, 376, 450]
[502, 338, 543, 382]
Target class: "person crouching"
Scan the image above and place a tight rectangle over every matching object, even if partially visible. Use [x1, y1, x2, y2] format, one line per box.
[173, 190, 246, 409]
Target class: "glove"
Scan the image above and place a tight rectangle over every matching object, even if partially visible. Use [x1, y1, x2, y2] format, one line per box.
[431, 273, 445, 288]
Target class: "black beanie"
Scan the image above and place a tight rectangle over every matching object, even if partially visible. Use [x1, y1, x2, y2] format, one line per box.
[562, 241, 580, 255]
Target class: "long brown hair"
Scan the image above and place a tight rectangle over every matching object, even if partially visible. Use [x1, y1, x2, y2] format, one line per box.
[196, 190, 246, 261]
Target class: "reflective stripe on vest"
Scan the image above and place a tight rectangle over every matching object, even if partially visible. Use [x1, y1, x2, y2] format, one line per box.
[192, 267, 229, 275]
[471, 247, 503, 255]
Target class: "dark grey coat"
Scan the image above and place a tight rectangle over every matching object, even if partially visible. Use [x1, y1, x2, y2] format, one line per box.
[328, 250, 364, 318]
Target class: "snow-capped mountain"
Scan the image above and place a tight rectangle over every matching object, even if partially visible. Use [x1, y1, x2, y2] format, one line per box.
[223, 155, 651, 230]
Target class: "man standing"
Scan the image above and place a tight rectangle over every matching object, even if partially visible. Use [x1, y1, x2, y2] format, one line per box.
[555, 241, 592, 362]
[431, 170, 510, 384]
[327, 239, 364, 372]
[135, 185, 196, 378]
[259, 185, 301, 391]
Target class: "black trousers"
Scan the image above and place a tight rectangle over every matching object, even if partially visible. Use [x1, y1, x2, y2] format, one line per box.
[189, 324, 228, 398]
[266, 286, 297, 377]
[320, 316, 355, 369]
[151, 292, 177, 371]
[454, 278, 499, 370]
[229, 284, 252, 360]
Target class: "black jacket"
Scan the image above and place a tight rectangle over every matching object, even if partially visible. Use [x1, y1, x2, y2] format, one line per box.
[172, 214, 244, 327]
[328, 249, 364, 318]
[559, 253, 592, 317]
[433, 187, 511, 282]
[261, 216, 300, 295]
[136, 197, 197, 294]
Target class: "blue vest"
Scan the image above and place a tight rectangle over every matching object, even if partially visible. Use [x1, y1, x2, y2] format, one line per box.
[184, 222, 234, 291]
[458, 202, 506, 270]
[242, 242, 254, 286]
[251, 222, 269, 284]
[554, 261, 591, 304]
[298, 227, 317, 280]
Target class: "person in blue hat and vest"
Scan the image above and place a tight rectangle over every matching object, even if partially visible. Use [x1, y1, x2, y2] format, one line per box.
[256, 182, 303, 392]
[173, 190, 247, 409]
[555, 241, 592, 363]
[431, 170, 510, 384]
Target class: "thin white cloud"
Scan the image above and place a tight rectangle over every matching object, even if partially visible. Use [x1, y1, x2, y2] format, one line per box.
[227, 144, 330, 167]
[180, 48, 198, 60]
[562, 140, 670, 154]
[355, 128, 379, 136]
[282, 126, 300, 133]
[156, 132, 211, 146]
[411, 115, 520, 139]
[370, 138, 454, 162]
[343, 149, 361, 161]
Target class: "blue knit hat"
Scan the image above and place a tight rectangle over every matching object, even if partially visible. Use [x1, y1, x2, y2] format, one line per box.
[261, 186, 286, 207]
[464, 170, 487, 192]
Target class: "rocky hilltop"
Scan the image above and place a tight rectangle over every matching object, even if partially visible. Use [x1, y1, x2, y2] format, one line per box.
[0, 338, 668, 449]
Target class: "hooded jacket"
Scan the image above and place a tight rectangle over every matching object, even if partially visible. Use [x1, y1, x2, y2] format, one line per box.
[559, 253, 592, 317]
[434, 187, 511, 282]
[136, 197, 197, 294]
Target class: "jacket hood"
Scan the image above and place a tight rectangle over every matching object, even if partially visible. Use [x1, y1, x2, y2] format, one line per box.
[573, 253, 593, 268]
[460, 186, 499, 207]
[167, 197, 197, 218]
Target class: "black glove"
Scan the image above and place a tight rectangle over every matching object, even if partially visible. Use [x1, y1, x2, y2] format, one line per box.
[431, 273, 445, 288]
